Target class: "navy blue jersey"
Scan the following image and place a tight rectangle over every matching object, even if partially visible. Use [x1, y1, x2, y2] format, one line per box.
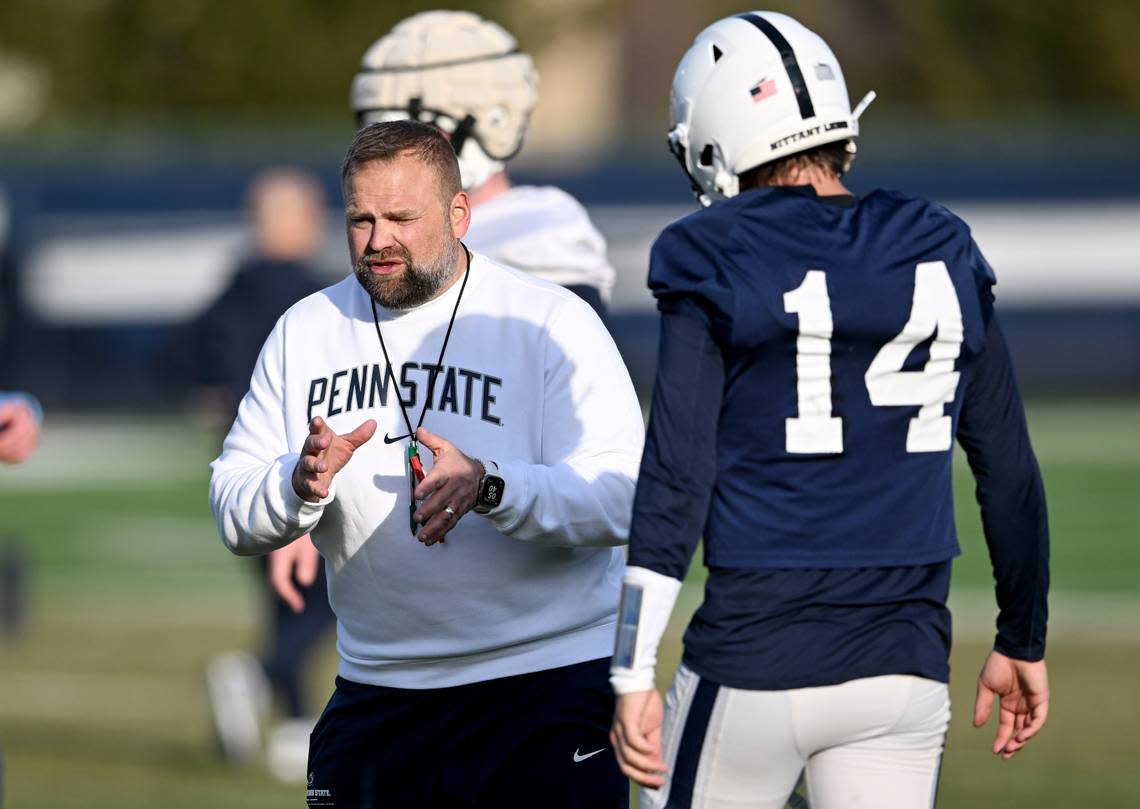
[628, 187, 1048, 690]
[682, 563, 953, 689]
[648, 187, 993, 569]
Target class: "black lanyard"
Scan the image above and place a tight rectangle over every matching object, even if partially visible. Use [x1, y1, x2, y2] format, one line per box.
[368, 243, 471, 451]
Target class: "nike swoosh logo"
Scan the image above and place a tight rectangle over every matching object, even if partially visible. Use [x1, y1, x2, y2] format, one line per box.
[573, 747, 606, 763]
[383, 432, 411, 444]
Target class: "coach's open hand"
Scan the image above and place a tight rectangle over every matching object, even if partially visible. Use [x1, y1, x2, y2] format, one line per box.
[973, 650, 1050, 759]
[292, 416, 377, 502]
[611, 689, 667, 788]
[412, 426, 482, 547]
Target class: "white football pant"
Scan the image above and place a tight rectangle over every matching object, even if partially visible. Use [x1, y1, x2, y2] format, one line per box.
[642, 665, 950, 809]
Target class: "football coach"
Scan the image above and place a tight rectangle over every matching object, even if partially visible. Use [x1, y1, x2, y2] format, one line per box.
[210, 120, 643, 807]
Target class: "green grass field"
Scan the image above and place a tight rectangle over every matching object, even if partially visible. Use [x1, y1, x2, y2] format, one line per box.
[1, 400, 1138, 808]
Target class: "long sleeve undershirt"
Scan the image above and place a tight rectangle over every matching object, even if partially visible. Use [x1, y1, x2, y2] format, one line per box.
[627, 297, 723, 581]
[957, 316, 1050, 659]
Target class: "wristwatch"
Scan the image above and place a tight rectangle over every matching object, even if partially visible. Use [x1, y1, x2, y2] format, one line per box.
[474, 459, 505, 514]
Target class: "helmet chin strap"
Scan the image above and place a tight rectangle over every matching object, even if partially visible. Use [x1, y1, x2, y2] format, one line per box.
[448, 114, 476, 156]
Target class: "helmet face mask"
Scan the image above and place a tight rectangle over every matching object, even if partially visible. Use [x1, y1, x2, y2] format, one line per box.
[356, 106, 506, 191]
[351, 11, 539, 191]
[669, 11, 875, 206]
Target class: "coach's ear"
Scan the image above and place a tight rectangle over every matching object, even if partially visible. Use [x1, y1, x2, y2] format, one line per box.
[450, 190, 471, 239]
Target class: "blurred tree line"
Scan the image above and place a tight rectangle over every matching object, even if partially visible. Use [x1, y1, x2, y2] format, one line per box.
[618, 0, 1140, 129]
[0, 0, 1137, 138]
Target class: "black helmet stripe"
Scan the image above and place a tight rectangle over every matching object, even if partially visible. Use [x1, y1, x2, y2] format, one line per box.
[736, 13, 815, 120]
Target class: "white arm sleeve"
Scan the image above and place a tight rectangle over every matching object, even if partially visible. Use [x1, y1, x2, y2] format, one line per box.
[208, 320, 330, 556]
[610, 565, 683, 694]
[486, 299, 644, 547]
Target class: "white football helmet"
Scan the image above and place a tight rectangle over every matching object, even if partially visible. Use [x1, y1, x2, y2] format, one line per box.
[669, 12, 875, 206]
[350, 11, 539, 190]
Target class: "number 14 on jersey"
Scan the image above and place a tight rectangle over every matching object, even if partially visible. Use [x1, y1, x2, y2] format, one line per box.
[783, 261, 964, 455]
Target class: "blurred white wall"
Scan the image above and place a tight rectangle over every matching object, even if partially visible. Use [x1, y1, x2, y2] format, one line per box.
[16, 202, 1140, 325]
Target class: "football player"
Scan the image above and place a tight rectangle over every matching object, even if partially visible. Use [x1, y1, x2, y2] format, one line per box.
[349, 9, 615, 318]
[610, 12, 1050, 809]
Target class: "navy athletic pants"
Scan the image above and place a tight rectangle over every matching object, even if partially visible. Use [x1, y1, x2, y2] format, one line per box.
[306, 657, 628, 808]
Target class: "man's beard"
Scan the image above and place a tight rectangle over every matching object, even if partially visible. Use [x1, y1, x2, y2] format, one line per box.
[354, 240, 459, 310]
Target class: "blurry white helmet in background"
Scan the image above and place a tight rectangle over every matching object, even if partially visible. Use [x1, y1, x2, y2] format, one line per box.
[350, 10, 539, 191]
[669, 11, 875, 206]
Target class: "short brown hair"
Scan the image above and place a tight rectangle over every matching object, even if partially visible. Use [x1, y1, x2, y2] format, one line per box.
[341, 120, 462, 200]
[739, 141, 851, 191]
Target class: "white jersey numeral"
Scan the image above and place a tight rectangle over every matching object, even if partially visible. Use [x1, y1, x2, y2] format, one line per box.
[784, 261, 964, 454]
[864, 261, 963, 452]
[783, 270, 843, 454]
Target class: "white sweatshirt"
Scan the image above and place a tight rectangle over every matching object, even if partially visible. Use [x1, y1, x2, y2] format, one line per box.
[209, 253, 644, 688]
[461, 185, 616, 302]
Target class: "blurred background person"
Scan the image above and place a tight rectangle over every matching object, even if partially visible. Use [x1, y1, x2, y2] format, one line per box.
[0, 185, 40, 809]
[173, 168, 328, 432]
[0, 187, 40, 467]
[0, 390, 39, 805]
[166, 167, 331, 780]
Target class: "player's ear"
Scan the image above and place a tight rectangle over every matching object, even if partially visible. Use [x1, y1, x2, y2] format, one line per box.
[450, 190, 471, 239]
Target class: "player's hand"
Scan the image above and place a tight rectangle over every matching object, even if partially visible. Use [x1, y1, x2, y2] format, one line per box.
[292, 417, 376, 502]
[611, 689, 667, 788]
[973, 650, 1049, 759]
[268, 534, 321, 613]
[0, 400, 40, 465]
[412, 426, 482, 546]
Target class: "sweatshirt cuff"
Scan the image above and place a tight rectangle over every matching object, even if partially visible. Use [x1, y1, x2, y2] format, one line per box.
[274, 454, 336, 525]
[483, 458, 528, 534]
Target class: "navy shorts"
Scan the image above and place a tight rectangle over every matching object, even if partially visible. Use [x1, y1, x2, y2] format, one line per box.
[306, 657, 628, 808]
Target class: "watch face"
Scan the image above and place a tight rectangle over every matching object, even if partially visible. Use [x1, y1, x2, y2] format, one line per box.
[480, 475, 505, 508]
